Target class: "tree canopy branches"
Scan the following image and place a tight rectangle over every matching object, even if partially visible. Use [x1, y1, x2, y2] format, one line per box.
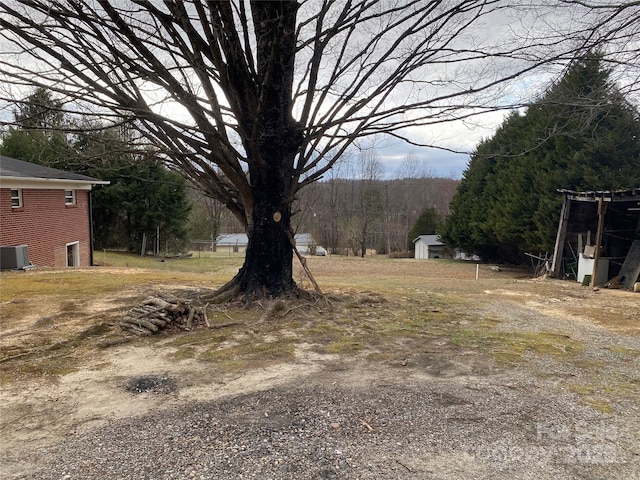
[1, 87, 192, 252]
[2, 1, 636, 222]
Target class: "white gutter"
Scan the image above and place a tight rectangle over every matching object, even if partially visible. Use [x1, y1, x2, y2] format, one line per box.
[0, 176, 110, 190]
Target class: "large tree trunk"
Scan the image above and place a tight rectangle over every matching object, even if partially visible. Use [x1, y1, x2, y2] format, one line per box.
[233, 184, 297, 299]
[220, 1, 301, 300]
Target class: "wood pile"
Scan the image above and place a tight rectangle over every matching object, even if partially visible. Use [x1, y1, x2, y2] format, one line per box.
[119, 294, 209, 335]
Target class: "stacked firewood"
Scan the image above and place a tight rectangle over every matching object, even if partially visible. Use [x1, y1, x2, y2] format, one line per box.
[119, 294, 209, 335]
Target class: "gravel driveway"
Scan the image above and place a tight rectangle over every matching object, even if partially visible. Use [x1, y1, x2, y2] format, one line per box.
[12, 340, 640, 479]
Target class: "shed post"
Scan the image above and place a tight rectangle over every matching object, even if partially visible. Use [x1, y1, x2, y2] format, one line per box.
[551, 194, 571, 277]
[590, 196, 608, 287]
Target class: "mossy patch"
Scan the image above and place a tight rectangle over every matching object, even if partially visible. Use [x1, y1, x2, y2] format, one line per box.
[168, 346, 199, 361]
[324, 338, 367, 354]
[199, 337, 297, 371]
[7, 359, 78, 379]
[493, 331, 585, 362]
[301, 323, 345, 344]
[563, 382, 613, 414]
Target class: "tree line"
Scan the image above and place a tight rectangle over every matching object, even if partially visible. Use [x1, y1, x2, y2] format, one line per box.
[0, 89, 191, 254]
[440, 52, 640, 262]
[188, 152, 457, 256]
[6, 51, 638, 265]
[296, 174, 456, 256]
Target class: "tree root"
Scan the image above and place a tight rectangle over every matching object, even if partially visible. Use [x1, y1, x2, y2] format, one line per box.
[120, 255, 334, 335]
[258, 299, 287, 323]
[199, 275, 242, 304]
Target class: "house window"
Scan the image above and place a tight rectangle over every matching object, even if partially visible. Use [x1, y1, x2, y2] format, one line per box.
[10, 189, 22, 208]
[65, 190, 76, 205]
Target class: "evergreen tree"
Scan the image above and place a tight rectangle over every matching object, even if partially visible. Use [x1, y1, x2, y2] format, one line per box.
[1, 89, 191, 253]
[407, 207, 442, 251]
[1, 88, 73, 166]
[440, 52, 640, 261]
[90, 158, 191, 253]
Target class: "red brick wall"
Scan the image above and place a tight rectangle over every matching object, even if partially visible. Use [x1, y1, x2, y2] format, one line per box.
[0, 188, 92, 267]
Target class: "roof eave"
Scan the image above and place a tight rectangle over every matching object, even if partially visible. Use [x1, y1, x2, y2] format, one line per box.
[0, 176, 110, 190]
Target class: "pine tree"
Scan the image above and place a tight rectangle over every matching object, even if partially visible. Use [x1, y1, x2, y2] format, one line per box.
[407, 207, 442, 251]
[440, 52, 640, 261]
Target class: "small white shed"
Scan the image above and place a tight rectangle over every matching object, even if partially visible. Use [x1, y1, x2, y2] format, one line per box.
[413, 234, 446, 259]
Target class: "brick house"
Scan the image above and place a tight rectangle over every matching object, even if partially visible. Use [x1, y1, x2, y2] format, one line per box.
[0, 155, 108, 268]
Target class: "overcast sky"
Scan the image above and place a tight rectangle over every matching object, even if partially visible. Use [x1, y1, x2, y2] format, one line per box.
[376, 108, 514, 179]
[378, 143, 472, 180]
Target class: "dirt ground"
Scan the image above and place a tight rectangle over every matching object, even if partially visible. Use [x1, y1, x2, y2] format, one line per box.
[1, 257, 639, 479]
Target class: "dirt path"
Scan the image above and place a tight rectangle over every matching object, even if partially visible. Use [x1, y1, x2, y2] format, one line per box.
[1, 261, 639, 479]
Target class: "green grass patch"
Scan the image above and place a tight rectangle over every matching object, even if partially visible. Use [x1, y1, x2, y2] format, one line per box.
[0, 251, 244, 303]
[160, 330, 230, 348]
[324, 338, 367, 354]
[199, 337, 297, 371]
[168, 346, 198, 361]
[506, 332, 584, 358]
[368, 310, 585, 365]
[301, 323, 346, 343]
[1, 270, 188, 302]
[98, 251, 243, 276]
[605, 346, 640, 358]
[161, 330, 230, 361]
[1, 357, 78, 381]
[563, 382, 613, 414]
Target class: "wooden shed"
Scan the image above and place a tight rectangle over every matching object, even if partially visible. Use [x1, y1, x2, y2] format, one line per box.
[551, 188, 640, 288]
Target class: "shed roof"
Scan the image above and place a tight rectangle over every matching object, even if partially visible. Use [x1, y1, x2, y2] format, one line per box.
[558, 188, 640, 202]
[215, 233, 315, 246]
[215, 233, 248, 246]
[294, 233, 314, 245]
[413, 234, 445, 246]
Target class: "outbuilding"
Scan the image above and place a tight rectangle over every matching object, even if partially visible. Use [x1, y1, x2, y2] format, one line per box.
[551, 188, 640, 289]
[413, 234, 447, 259]
[214, 232, 318, 254]
[0, 155, 108, 269]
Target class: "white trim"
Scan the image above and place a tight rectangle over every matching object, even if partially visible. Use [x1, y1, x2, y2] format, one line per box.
[0, 176, 109, 190]
[66, 241, 80, 267]
[64, 189, 76, 205]
[10, 188, 23, 208]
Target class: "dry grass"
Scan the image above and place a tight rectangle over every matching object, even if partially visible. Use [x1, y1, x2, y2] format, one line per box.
[0, 254, 635, 368]
[0, 253, 638, 419]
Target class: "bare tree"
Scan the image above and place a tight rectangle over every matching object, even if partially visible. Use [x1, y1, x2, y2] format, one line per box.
[552, 1, 640, 102]
[394, 153, 434, 180]
[354, 149, 384, 257]
[0, 1, 634, 299]
[188, 187, 239, 247]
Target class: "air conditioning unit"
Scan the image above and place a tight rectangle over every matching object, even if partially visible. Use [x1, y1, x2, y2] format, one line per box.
[0, 244, 32, 270]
